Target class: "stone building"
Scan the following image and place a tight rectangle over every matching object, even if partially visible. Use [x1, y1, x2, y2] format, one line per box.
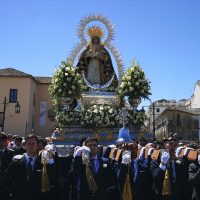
[0, 68, 56, 137]
[155, 106, 200, 142]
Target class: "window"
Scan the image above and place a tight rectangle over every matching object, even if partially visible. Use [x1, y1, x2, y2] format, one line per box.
[177, 114, 181, 127]
[156, 108, 160, 113]
[9, 89, 18, 103]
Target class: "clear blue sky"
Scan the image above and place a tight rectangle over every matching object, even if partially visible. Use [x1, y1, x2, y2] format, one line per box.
[1, 0, 200, 106]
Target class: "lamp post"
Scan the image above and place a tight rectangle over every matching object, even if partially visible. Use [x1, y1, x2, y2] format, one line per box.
[0, 96, 21, 132]
[142, 101, 156, 136]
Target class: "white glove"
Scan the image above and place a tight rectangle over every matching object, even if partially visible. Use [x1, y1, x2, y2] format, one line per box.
[45, 144, 54, 152]
[198, 154, 200, 165]
[161, 151, 170, 165]
[74, 146, 90, 157]
[175, 146, 184, 158]
[184, 147, 193, 156]
[122, 151, 131, 165]
[138, 147, 145, 161]
[148, 147, 154, 156]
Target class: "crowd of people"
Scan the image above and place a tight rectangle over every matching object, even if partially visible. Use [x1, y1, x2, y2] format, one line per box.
[0, 131, 200, 200]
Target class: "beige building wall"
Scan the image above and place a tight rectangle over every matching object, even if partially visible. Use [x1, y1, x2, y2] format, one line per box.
[0, 77, 35, 136]
[0, 73, 56, 138]
[34, 83, 56, 138]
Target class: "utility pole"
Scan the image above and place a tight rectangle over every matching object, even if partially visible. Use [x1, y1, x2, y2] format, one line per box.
[2, 97, 7, 132]
[152, 102, 155, 136]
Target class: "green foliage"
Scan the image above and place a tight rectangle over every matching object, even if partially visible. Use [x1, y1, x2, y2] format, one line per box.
[48, 59, 86, 101]
[118, 61, 151, 99]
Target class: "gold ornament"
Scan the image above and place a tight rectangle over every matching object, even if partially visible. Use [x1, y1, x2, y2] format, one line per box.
[122, 166, 132, 200]
[94, 128, 113, 141]
[85, 163, 98, 193]
[41, 163, 51, 192]
[162, 169, 171, 196]
[87, 26, 104, 38]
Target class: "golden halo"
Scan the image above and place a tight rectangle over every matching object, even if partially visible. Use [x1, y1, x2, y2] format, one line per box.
[87, 26, 104, 38]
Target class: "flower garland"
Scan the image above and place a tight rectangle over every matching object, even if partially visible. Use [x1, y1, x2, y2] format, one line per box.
[81, 104, 119, 127]
[118, 61, 151, 99]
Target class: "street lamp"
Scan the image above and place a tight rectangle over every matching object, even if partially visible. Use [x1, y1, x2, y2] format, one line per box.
[0, 96, 21, 132]
[15, 101, 21, 113]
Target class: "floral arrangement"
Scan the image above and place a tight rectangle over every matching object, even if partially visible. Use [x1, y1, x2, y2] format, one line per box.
[127, 109, 146, 125]
[55, 110, 82, 127]
[81, 104, 119, 127]
[49, 60, 86, 101]
[54, 104, 146, 128]
[118, 61, 151, 99]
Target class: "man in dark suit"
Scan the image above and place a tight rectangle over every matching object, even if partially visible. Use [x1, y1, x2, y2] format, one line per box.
[150, 140, 188, 200]
[115, 141, 153, 200]
[12, 136, 26, 155]
[1, 134, 56, 200]
[188, 152, 200, 200]
[0, 132, 15, 200]
[71, 137, 114, 200]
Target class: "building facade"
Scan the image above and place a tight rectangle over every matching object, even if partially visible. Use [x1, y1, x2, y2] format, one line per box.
[155, 107, 200, 142]
[0, 68, 56, 137]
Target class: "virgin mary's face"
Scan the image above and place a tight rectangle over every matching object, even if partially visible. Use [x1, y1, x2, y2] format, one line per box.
[92, 36, 100, 45]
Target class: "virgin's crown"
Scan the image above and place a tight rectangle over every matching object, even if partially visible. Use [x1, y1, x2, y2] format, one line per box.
[87, 26, 104, 38]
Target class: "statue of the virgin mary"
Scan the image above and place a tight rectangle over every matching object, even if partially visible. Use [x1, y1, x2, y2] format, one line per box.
[77, 26, 118, 90]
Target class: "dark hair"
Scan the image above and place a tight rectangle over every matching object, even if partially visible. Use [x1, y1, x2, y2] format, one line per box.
[0, 132, 8, 141]
[187, 142, 199, 149]
[164, 140, 173, 147]
[38, 137, 47, 147]
[14, 136, 23, 141]
[85, 137, 98, 146]
[25, 134, 39, 144]
[79, 137, 87, 147]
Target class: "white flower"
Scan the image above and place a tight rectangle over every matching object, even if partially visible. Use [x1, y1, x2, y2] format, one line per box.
[100, 111, 104, 116]
[100, 106, 104, 110]
[55, 79, 58, 83]
[128, 82, 131, 86]
[93, 109, 98, 114]
[65, 67, 70, 71]
[58, 89, 62, 92]
[71, 67, 76, 72]
[71, 85, 76, 89]
[65, 73, 69, 76]
[127, 76, 131, 81]
[129, 87, 134, 91]
[108, 109, 113, 114]
[68, 90, 72, 94]
[135, 82, 139, 86]
[63, 83, 67, 86]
